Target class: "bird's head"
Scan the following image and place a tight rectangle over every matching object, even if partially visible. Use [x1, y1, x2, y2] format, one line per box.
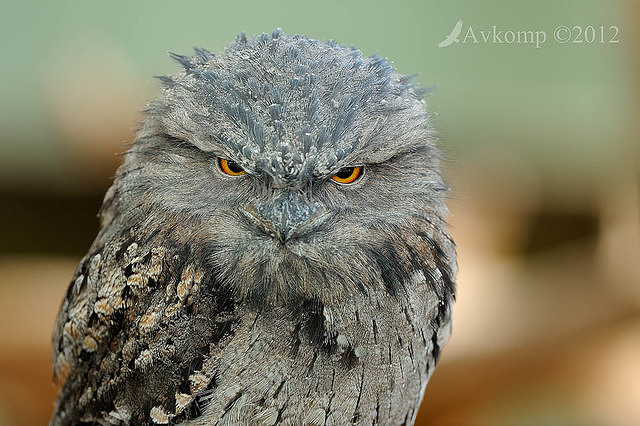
[110, 30, 454, 307]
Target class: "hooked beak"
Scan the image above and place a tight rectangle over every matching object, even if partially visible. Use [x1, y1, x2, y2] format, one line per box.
[240, 192, 332, 243]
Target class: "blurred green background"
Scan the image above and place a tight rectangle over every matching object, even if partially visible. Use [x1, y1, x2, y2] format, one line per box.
[1, 0, 638, 425]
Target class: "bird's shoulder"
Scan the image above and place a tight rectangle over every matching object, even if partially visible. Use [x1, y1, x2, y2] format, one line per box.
[51, 229, 239, 425]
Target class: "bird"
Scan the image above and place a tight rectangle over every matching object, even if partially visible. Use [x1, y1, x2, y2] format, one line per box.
[50, 29, 457, 425]
[438, 20, 464, 48]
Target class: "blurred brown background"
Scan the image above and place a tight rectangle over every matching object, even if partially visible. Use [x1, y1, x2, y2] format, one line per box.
[1, 0, 638, 425]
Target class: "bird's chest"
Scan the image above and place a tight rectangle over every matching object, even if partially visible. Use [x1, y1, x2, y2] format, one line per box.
[192, 287, 442, 425]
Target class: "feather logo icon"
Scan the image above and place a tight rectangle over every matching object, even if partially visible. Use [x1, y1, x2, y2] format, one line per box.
[438, 20, 464, 48]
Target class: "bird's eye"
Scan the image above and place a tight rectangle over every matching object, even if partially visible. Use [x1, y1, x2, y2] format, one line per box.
[218, 158, 246, 176]
[331, 166, 363, 185]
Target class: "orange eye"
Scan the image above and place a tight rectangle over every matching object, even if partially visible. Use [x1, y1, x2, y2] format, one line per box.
[331, 166, 363, 185]
[218, 158, 246, 176]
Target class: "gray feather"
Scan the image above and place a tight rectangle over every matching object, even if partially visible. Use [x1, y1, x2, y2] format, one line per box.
[51, 29, 456, 426]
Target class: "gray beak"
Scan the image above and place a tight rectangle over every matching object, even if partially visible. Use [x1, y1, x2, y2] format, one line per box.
[241, 191, 332, 243]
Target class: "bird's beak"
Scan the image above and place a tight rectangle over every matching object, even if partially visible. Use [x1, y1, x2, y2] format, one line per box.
[241, 191, 332, 243]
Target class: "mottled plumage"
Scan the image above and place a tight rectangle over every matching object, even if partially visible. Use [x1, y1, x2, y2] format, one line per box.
[51, 30, 456, 425]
